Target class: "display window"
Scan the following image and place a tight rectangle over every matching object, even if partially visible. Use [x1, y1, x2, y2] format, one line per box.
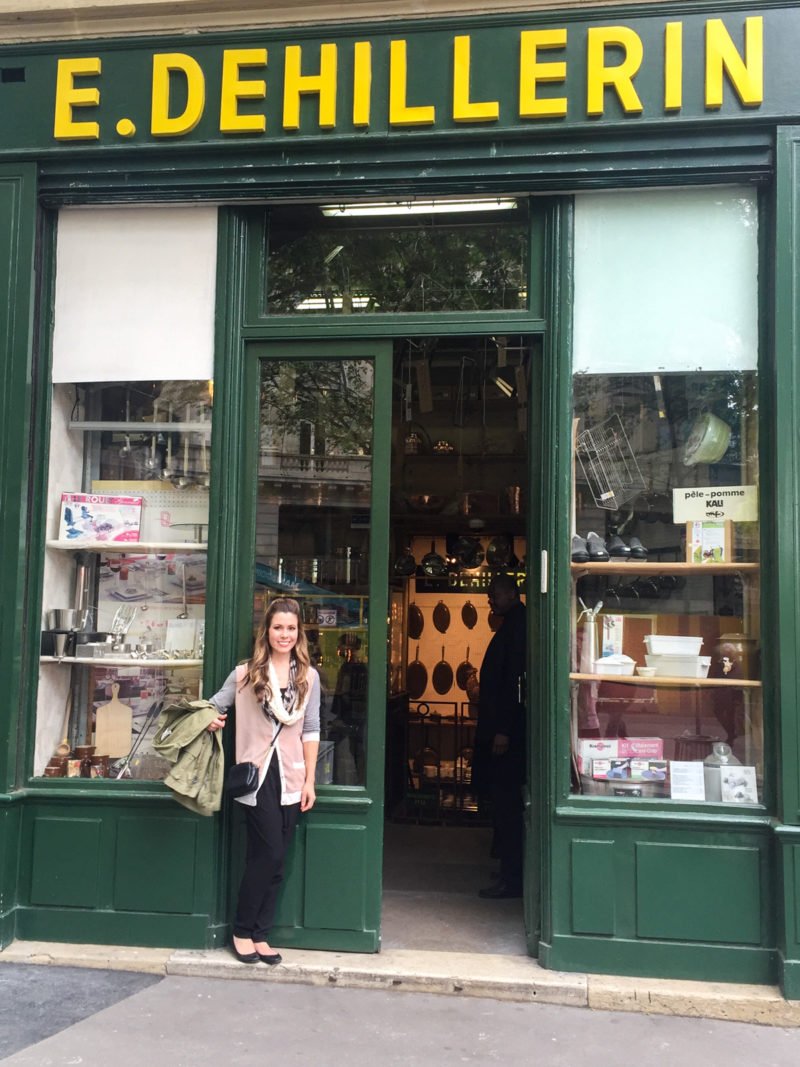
[569, 188, 762, 804]
[35, 380, 212, 780]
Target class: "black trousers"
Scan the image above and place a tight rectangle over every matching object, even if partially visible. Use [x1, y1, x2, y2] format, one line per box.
[489, 754, 524, 888]
[233, 757, 300, 941]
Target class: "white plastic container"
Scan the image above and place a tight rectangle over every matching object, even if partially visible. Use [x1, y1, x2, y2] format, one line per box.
[644, 634, 703, 656]
[593, 654, 636, 676]
[644, 653, 711, 678]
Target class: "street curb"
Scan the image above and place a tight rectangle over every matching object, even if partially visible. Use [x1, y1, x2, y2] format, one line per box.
[2, 940, 800, 1026]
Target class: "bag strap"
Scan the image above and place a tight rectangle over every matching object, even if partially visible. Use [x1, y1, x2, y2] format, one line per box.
[259, 721, 284, 766]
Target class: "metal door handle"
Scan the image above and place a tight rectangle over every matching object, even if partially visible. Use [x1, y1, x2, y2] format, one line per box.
[540, 549, 548, 594]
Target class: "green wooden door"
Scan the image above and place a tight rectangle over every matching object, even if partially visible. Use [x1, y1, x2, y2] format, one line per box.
[227, 339, 392, 951]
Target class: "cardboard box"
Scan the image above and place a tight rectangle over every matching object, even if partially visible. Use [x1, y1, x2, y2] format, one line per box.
[59, 492, 142, 543]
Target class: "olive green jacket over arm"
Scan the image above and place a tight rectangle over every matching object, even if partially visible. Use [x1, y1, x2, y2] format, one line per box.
[152, 699, 224, 816]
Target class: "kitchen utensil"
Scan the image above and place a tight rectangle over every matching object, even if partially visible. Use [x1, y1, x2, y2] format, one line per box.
[461, 600, 478, 629]
[683, 412, 732, 466]
[407, 645, 428, 700]
[421, 540, 447, 578]
[55, 681, 73, 757]
[177, 563, 189, 618]
[452, 535, 484, 568]
[408, 602, 424, 640]
[94, 683, 133, 758]
[432, 600, 451, 634]
[53, 633, 69, 657]
[393, 547, 417, 577]
[456, 646, 476, 690]
[47, 608, 82, 631]
[576, 412, 648, 510]
[144, 401, 160, 475]
[110, 604, 137, 650]
[486, 534, 517, 568]
[432, 646, 454, 695]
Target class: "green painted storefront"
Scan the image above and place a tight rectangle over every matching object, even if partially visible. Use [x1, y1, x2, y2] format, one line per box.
[2, 2, 800, 997]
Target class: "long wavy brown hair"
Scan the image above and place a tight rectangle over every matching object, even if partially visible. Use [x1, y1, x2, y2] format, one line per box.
[246, 598, 310, 708]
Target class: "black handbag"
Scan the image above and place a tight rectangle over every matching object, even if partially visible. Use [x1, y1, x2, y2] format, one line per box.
[225, 724, 283, 798]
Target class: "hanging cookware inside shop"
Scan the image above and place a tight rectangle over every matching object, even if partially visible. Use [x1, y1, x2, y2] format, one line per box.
[461, 600, 478, 630]
[407, 645, 428, 700]
[393, 546, 417, 577]
[421, 540, 448, 578]
[456, 647, 476, 690]
[432, 646, 454, 695]
[486, 533, 517, 568]
[432, 600, 451, 634]
[408, 602, 424, 640]
[452, 535, 485, 569]
[683, 412, 732, 466]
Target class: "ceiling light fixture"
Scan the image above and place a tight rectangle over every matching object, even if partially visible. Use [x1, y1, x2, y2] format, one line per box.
[320, 198, 518, 218]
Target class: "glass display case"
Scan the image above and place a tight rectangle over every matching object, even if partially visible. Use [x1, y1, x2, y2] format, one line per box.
[35, 380, 212, 780]
[570, 370, 762, 804]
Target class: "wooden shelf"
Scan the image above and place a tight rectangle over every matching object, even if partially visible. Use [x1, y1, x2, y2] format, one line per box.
[571, 562, 758, 575]
[570, 672, 761, 688]
[47, 540, 208, 553]
[41, 656, 203, 668]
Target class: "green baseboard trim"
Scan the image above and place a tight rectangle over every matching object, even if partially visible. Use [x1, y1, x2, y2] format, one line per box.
[205, 922, 229, 949]
[780, 956, 800, 1000]
[0, 907, 16, 949]
[270, 925, 379, 953]
[548, 933, 777, 986]
[15, 907, 213, 950]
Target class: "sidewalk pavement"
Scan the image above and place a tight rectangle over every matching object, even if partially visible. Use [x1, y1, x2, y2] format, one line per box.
[2, 938, 800, 1028]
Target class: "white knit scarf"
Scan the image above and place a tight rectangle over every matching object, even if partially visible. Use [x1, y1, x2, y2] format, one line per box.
[262, 658, 307, 726]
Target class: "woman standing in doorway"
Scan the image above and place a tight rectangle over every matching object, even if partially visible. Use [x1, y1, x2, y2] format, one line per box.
[207, 597, 320, 964]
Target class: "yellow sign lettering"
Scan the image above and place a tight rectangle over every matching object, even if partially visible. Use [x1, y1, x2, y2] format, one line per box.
[283, 43, 337, 130]
[664, 22, 683, 111]
[220, 48, 267, 133]
[389, 40, 436, 126]
[587, 26, 644, 116]
[453, 35, 499, 122]
[53, 57, 101, 141]
[705, 16, 763, 108]
[353, 42, 372, 127]
[151, 53, 205, 137]
[519, 29, 568, 118]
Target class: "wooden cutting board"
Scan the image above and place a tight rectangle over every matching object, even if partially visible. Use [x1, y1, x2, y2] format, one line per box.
[94, 683, 133, 758]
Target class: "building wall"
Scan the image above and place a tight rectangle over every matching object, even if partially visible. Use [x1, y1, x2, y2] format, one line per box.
[0, 0, 682, 44]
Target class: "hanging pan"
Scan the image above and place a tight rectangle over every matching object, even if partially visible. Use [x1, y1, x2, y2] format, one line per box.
[407, 645, 428, 700]
[432, 600, 451, 634]
[452, 535, 484, 569]
[456, 646, 476, 690]
[432, 646, 454, 695]
[486, 533, 517, 569]
[393, 546, 417, 577]
[408, 602, 424, 640]
[461, 600, 478, 630]
[421, 540, 448, 578]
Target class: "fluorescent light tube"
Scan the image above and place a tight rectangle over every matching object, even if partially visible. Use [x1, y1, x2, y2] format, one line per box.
[320, 198, 517, 218]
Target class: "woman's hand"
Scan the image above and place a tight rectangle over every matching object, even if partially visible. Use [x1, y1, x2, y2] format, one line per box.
[207, 712, 227, 733]
[300, 780, 316, 812]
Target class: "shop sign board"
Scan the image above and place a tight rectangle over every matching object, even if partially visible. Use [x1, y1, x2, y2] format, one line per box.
[2, 8, 800, 153]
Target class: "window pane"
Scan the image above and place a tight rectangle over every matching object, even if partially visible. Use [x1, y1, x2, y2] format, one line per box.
[570, 369, 762, 805]
[254, 359, 375, 785]
[266, 203, 529, 314]
[36, 380, 211, 780]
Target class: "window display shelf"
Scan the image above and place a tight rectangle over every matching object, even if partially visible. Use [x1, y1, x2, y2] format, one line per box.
[69, 421, 212, 434]
[571, 562, 759, 575]
[41, 656, 203, 668]
[46, 540, 208, 553]
[570, 672, 761, 688]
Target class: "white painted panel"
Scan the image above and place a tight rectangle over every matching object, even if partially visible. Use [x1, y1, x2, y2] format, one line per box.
[52, 206, 218, 382]
[573, 188, 759, 375]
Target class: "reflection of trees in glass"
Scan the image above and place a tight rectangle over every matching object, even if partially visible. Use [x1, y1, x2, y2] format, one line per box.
[267, 224, 527, 313]
[261, 360, 373, 456]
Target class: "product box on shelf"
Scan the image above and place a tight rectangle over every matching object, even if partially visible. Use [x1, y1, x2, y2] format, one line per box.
[590, 758, 668, 782]
[576, 737, 664, 775]
[59, 493, 143, 542]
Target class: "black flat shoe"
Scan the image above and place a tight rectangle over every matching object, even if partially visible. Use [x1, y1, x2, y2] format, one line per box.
[231, 944, 259, 964]
[571, 535, 589, 563]
[585, 532, 610, 562]
[478, 880, 523, 900]
[608, 534, 631, 558]
[628, 536, 648, 560]
[257, 951, 282, 966]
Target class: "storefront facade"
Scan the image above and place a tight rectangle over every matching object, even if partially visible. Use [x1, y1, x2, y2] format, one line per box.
[2, 0, 800, 998]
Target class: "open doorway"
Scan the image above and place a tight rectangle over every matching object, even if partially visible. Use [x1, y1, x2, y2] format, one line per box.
[383, 335, 537, 955]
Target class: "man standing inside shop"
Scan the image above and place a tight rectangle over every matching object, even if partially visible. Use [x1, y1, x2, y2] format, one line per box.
[472, 573, 527, 900]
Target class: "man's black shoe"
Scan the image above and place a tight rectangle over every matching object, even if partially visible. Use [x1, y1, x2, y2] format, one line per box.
[478, 880, 523, 899]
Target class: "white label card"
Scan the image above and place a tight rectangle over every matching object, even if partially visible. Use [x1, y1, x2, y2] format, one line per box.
[672, 486, 758, 523]
[669, 761, 706, 801]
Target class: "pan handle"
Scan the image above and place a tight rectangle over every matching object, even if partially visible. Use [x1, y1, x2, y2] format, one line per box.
[417, 702, 430, 718]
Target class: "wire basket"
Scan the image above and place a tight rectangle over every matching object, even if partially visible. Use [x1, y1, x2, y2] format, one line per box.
[576, 413, 648, 511]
